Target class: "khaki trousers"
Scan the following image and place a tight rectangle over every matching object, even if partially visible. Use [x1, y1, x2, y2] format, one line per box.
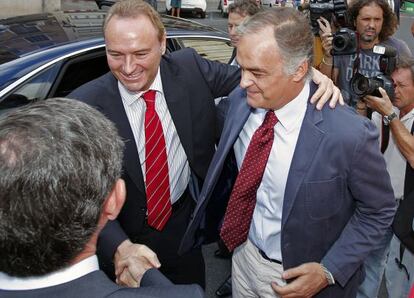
[232, 239, 286, 298]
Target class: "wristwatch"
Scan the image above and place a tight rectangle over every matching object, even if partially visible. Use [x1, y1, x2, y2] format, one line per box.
[320, 264, 335, 285]
[383, 112, 398, 125]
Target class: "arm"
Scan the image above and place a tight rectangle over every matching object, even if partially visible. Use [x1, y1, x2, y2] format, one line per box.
[321, 118, 396, 286]
[316, 17, 339, 83]
[364, 87, 414, 167]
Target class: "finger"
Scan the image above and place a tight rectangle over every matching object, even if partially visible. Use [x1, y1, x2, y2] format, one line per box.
[271, 281, 297, 297]
[282, 265, 307, 280]
[140, 246, 161, 268]
[117, 269, 138, 288]
[378, 87, 389, 99]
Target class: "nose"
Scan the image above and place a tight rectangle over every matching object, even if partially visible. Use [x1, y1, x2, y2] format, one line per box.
[240, 70, 254, 89]
[122, 55, 136, 74]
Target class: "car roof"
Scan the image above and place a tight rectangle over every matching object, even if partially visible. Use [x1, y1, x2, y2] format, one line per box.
[0, 10, 227, 64]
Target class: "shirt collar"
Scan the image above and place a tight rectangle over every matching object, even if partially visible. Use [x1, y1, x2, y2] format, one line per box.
[0, 255, 99, 290]
[119, 67, 164, 106]
[273, 83, 310, 133]
[399, 107, 414, 122]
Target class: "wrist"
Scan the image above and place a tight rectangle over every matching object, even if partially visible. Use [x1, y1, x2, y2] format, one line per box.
[321, 56, 333, 66]
[320, 263, 335, 285]
[117, 239, 133, 255]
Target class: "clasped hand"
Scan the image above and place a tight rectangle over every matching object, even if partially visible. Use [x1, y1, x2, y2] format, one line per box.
[114, 239, 161, 287]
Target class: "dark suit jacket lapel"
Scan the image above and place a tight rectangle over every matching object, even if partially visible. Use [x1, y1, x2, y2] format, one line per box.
[101, 74, 146, 196]
[282, 82, 325, 226]
[160, 58, 194, 166]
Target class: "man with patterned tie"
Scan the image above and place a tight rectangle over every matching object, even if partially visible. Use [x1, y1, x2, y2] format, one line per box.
[180, 8, 396, 298]
[69, 0, 341, 289]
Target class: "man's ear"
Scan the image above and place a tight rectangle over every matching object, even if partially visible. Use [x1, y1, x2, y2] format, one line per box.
[103, 179, 126, 221]
[292, 60, 309, 82]
[160, 32, 167, 55]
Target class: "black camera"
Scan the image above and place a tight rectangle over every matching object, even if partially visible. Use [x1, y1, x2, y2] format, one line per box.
[350, 45, 397, 100]
[299, 0, 349, 35]
[331, 28, 358, 55]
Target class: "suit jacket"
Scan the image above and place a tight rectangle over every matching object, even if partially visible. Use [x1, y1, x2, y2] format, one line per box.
[68, 48, 240, 270]
[180, 83, 396, 297]
[0, 269, 204, 298]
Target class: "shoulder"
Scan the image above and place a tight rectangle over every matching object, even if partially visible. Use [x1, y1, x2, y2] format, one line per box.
[384, 37, 412, 56]
[316, 102, 378, 138]
[68, 72, 118, 105]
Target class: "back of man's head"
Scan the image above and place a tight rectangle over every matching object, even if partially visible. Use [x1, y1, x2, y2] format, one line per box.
[228, 0, 261, 17]
[348, 0, 398, 41]
[0, 98, 124, 277]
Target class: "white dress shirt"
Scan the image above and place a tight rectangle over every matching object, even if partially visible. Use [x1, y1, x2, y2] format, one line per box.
[119, 68, 191, 204]
[372, 107, 414, 199]
[0, 255, 99, 290]
[233, 83, 310, 261]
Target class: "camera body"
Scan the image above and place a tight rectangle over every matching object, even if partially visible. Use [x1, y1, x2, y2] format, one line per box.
[350, 45, 397, 100]
[300, 0, 348, 35]
[331, 28, 358, 55]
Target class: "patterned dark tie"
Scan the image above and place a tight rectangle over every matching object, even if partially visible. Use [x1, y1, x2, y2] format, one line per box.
[220, 110, 278, 251]
[143, 90, 172, 231]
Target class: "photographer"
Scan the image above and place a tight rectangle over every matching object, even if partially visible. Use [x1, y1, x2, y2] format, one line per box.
[364, 55, 414, 298]
[317, 0, 411, 108]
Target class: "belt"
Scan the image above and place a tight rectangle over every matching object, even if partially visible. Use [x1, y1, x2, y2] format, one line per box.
[258, 249, 282, 264]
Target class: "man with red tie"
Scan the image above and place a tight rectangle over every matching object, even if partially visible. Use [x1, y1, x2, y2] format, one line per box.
[180, 8, 396, 298]
[69, 0, 341, 289]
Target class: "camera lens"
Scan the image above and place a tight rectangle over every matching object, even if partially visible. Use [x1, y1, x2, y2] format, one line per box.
[333, 35, 347, 51]
[356, 77, 369, 93]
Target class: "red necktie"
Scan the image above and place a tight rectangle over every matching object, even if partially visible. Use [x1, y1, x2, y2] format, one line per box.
[143, 90, 172, 231]
[220, 111, 278, 251]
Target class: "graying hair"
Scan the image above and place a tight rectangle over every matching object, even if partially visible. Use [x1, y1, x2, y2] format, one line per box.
[237, 7, 314, 79]
[0, 98, 124, 277]
[397, 54, 414, 83]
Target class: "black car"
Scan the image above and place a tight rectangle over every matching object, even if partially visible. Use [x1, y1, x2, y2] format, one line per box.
[0, 11, 233, 113]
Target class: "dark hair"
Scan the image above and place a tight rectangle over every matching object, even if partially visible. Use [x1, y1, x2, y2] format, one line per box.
[349, 0, 398, 41]
[228, 0, 261, 17]
[0, 98, 124, 277]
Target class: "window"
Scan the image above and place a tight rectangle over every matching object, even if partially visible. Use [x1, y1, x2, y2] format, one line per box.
[178, 38, 233, 63]
[0, 63, 61, 112]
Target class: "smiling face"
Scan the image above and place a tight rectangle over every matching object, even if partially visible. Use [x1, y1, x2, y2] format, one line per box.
[236, 26, 306, 110]
[104, 15, 166, 92]
[355, 3, 383, 47]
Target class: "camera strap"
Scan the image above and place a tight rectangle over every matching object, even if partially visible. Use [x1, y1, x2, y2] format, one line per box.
[381, 120, 390, 153]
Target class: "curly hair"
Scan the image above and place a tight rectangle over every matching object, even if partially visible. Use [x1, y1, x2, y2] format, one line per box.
[348, 0, 398, 41]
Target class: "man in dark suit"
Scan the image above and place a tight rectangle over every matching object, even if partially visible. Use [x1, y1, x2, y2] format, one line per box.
[69, 0, 342, 288]
[0, 98, 203, 298]
[180, 8, 396, 297]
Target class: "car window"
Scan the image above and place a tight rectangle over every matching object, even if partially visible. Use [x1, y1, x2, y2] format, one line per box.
[0, 63, 61, 112]
[51, 50, 109, 98]
[177, 38, 233, 63]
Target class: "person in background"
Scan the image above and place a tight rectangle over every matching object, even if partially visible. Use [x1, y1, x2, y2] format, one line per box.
[363, 55, 414, 298]
[0, 98, 203, 298]
[318, 0, 411, 108]
[227, 0, 261, 65]
[170, 0, 181, 17]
